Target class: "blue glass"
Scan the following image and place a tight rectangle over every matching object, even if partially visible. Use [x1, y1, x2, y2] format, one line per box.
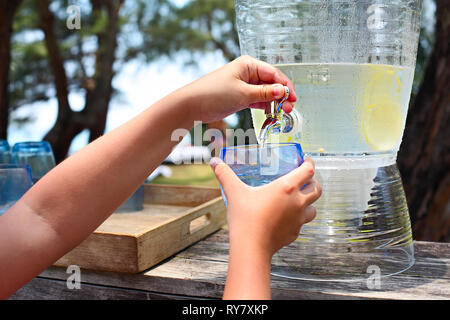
[11, 141, 56, 182]
[0, 164, 33, 215]
[0, 140, 11, 164]
[116, 184, 145, 213]
[219, 143, 303, 206]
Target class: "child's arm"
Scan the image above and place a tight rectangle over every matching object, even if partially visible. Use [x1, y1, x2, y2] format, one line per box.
[0, 56, 296, 299]
[211, 158, 321, 300]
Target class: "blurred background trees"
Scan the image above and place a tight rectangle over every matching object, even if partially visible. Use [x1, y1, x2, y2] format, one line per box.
[0, 0, 23, 139]
[0, 0, 448, 241]
[3, 0, 125, 161]
[397, 1, 449, 242]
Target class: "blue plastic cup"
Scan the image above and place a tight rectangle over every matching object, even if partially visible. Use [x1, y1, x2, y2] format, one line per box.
[0, 164, 33, 215]
[0, 140, 11, 164]
[11, 141, 56, 182]
[219, 143, 304, 206]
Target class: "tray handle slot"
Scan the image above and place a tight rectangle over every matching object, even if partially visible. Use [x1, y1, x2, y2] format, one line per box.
[189, 212, 211, 235]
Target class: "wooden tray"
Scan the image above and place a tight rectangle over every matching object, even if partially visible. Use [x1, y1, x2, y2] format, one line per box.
[54, 184, 227, 273]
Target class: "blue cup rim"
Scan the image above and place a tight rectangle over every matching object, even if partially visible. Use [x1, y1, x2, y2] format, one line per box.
[12, 141, 53, 153]
[220, 143, 304, 159]
[220, 143, 304, 168]
[221, 142, 301, 151]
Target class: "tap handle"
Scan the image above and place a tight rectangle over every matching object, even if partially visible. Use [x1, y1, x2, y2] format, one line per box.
[276, 86, 290, 113]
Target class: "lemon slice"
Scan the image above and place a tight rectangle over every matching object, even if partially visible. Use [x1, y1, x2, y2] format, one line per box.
[362, 99, 404, 150]
[361, 66, 405, 151]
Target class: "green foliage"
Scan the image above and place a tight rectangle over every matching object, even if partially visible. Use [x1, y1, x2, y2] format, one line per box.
[134, 0, 250, 133]
[10, 0, 49, 112]
[9, 0, 82, 116]
[10, 40, 52, 109]
[9, 0, 133, 124]
[135, 0, 239, 64]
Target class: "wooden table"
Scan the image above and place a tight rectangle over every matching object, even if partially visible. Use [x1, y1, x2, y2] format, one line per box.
[11, 229, 450, 300]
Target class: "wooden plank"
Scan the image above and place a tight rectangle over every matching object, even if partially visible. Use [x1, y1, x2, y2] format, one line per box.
[54, 233, 139, 273]
[10, 277, 202, 300]
[96, 204, 193, 234]
[53, 184, 226, 273]
[136, 197, 226, 271]
[144, 184, 222, 207]
[414, 241, 450, 259]
[37, 230, 450, 300]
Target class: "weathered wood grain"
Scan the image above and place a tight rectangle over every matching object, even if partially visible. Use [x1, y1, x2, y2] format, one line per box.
[14, 230, 450, 300]
[10, 277, 202, 300]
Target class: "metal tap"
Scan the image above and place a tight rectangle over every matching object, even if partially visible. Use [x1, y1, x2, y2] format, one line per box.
[259, 86, 295, 140]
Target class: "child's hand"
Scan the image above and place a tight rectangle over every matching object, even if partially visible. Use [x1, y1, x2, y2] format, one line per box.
[212, 158, 321, 257]
[211, 158, 321, 299]
[186, 55, 297, 123]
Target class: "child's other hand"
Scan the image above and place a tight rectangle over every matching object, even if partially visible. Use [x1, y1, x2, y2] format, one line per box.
[187, 55, 297, 123]
[211, 158, 321, 258]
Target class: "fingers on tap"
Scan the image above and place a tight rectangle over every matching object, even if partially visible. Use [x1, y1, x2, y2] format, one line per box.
[253, 60, 297, 103]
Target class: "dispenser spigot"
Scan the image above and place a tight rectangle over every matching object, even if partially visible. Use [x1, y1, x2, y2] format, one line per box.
[259, 86, 296, 141]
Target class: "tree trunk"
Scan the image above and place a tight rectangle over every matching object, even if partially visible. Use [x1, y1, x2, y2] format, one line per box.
[38, 0, 123, 162]
[85, 0, 122, 143]
[37, 0, 83, 161]
[398, 1, 450, 242]
[0, 0, 23, 139]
